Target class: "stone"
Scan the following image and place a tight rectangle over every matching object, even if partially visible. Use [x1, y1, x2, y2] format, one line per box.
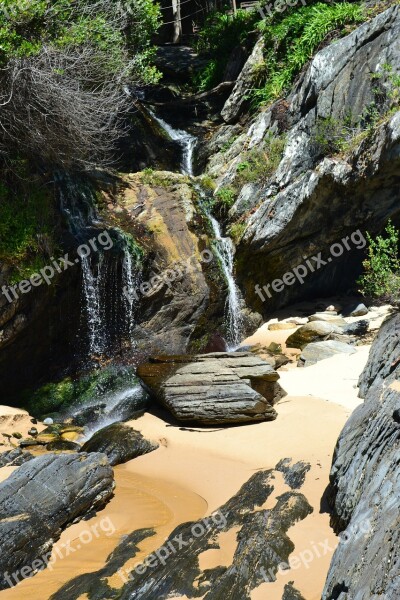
[137, 352, 286, 424]
[342, 319, 369, 336]
[0, 448, 33, 467]
[299, 341, 356, 367]
[80, 423, 158, 466]
[276, 458, 311, 489]
[11, 432, 22, 440]
[282, 583, 306, 600]
[348, 303, 369, 317]
[43, 417, 54, 425]
[49, 467, 312, 600]
[0, 453, 114, 589]
[46, 440, 81, 452]
[323, 312, 400, 599]
[308, 314, 347, 326]
[286, 322, 342, 350]
[268, 322, 297, 330]
[28, 427, 38, 437]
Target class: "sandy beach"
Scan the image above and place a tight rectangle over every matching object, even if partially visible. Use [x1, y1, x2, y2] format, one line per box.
[0, 321, 371, 600]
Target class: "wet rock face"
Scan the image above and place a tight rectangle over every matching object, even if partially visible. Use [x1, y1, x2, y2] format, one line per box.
[80, 422, 158, 466]
[116, 173, 224, 355]
[50, 462, 313, 600]
[0, 452, 115, 590]
[137, 352, 287, 424]
[323, 312, 400, 599]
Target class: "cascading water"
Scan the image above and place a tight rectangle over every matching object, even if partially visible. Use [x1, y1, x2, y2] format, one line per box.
[57, 174, 141, 357]
[147, 109, 244, 349]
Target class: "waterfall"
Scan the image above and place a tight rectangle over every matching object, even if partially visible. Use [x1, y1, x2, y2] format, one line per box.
[147, 109, 197, 175]
[57, 174, 141, 357]
[147, 110, 244, 349]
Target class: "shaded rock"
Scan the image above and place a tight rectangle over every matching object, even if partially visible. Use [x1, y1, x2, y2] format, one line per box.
[46, 440, 81, 452]
[19, 439, 40, 448]
[286, 322, 342, 350]
[341, 319, 369, 336]
[323, 312, 400, 599]
[358, 311, 400, 397]
[137, 353, 287, 424]
[50, 468, 312, 600]
[221, 38, 264, 124]
[276, 458, 311, 489]
[347, 303, 369, 317]
[299, 341, 356, 367]
[0, 448, 33, 467]
[0, 452, 114, 589]
[202, 332, 228, 353]
[80, 423, 158, 466]
[11, 432, 22, 440]
[28, 427, 38, 437]
[282, 583, 306, 600]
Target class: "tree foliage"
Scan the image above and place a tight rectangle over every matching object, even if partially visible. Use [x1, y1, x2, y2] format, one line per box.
[0, 0, 161, 170]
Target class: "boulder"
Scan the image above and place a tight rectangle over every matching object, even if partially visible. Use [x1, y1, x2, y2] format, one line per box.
[341, 319, 369, 336]
[0, 452, 114, 589]
[80, 423, 158, 466]
[286, 322, 342, 350]
[347, 303, 369, 317]
[268, 322, 297, 330]
[323, 312, 400, 599]
[0, 448, 33, 467]
[137, 352, 286, 424]
[308, 314, 347, 326]
[299, 341, 356, 367]
[46, 440, 81, 452]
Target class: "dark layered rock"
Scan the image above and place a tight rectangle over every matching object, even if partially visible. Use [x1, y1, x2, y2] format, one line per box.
[322, 311, 400, 599]
[207, 6, 400, 315]
[0, 448, 33, 467]
[80, 422, 158, 466]
[137, 352, 286, 424]
[0, 452, 115, 589]
[282, 583, 306, 600]
[50, 466, 313, 600]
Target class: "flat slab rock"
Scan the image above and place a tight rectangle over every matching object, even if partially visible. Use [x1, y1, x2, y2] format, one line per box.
[0, 452, 115, 589]
[137, 352, 287, 424]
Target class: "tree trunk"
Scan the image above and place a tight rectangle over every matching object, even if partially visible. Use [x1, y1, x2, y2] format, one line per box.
[172, 0, 182, 43]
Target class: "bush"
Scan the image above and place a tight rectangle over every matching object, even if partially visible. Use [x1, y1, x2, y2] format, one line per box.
[358, 220, 400, 305]
[0, 0, 161, 170]
[193, 10, 259, 91]
[235, 133, 286, 187]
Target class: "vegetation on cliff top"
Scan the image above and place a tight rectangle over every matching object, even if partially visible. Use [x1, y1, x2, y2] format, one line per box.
[0, 0, 161, 171]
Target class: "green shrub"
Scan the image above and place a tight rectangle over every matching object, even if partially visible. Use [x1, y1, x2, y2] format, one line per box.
[228, 222, 247, 244]
[358, 220, 400, 304]
[253, 2, 364, 106]
[235, 133, 286, 187]
[193, 10, 260, 91]
[0, 175, 58, 279]
[215, 187, 236, 212]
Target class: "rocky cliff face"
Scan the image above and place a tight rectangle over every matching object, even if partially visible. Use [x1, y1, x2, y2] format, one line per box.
[205, 5, 400, 316]
[322, 311, 400, 599]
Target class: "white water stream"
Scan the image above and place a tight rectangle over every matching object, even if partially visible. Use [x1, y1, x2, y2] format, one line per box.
[148, 109, 244, 348]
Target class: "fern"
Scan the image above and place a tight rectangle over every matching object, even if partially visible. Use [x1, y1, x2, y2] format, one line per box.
[254, 2, 364, 106]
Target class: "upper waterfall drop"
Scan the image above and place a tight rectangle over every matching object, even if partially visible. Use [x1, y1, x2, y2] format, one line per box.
[147, 109, 197, 175]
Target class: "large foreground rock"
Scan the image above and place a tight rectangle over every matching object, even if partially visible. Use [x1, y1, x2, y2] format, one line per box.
[137, 352, 286, 424]
[323, 312, 400, 598]
[80, 423, 158, 466]
[0, 452, 114, 589]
